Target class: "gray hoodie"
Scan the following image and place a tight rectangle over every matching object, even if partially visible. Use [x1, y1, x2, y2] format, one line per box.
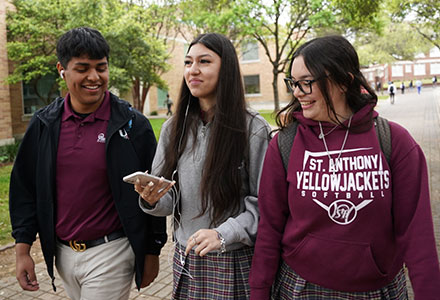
[140, 111, 271, 252]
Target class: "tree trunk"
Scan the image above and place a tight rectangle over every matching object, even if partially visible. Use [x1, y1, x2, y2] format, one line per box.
[139, 82, 150, 114]
[132, 78, 140, 111]
[272, 68, 280, 111]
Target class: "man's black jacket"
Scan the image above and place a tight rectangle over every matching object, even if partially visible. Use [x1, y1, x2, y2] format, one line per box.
[9, 93, 167, 290]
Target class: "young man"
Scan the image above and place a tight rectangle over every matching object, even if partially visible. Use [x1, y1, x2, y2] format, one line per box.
[9, 27, 167, 300]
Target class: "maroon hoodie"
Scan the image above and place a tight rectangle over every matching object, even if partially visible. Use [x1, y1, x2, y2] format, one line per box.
[250, 105, 440, 299]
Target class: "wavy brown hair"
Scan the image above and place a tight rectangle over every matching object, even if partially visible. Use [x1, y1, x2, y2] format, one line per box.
[160, 33, 248, 226]
[277, 35, 377, 132]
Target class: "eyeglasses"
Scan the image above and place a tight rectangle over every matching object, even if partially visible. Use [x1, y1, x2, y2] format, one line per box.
[284, 77, 321, 95]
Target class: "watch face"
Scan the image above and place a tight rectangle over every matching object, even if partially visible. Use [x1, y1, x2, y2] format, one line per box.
[216, 232, 226, 253]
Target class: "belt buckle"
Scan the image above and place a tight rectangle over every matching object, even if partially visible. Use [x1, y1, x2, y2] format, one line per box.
[69, 240, 86, 252]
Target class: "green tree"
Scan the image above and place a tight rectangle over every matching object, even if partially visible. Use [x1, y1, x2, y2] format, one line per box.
[354, 22, 432, 66]
[106, 16, 169, 113]
[390, 0, 440, 50]
[6, 0, 170, 112]
[115, 1, 178, 113]
[6, 0, 68, 105]
[236, 0, 384, 110]
[179, 0, 384, 110]
[176, 0, 250, 47]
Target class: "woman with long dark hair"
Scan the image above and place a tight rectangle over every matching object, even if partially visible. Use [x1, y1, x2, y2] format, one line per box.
[249, 35, 440, 299]
[135, 33, 271, 299]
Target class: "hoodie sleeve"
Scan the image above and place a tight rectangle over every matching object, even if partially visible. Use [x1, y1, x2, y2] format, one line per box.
[389, 122, 440, 299]
[249, 134, 290, 300]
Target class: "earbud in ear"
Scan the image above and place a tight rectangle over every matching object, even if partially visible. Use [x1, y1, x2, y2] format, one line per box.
[60, 70, 65, 78]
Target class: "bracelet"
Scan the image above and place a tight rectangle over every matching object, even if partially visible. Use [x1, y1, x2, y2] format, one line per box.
[216, 231, 226, 254]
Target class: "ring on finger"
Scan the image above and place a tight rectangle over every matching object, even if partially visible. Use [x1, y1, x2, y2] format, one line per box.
[192, 236, 197, 244]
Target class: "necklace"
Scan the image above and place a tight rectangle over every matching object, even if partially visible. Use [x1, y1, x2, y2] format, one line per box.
[319, 115, 352, 174]
[318, 123, 339, 139]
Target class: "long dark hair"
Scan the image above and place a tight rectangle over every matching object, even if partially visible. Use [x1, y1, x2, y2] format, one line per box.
[160, 33, 248, 226]
[277, 35, 377, 130]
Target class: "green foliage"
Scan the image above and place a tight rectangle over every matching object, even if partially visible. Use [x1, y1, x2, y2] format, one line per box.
[0, 141, 21, 164]
[106, 17, 169, 95]
[176, 0, 252, 46]
[329, 0, 384, 34]
[178, 0, 384, 110]
[389, 0, 440, 50]
[6, 0, 67, 103]
[355, 22, 432, 66]
[6, 0, 170, 108]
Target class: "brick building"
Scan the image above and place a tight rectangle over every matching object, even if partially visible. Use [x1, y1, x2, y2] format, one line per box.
[0, 0, 15, 145]
[361, 47, 440, 89]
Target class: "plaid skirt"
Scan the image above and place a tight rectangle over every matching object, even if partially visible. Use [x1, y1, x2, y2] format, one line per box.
[172, 243, 253, 300]
[272, 260, 408, 300]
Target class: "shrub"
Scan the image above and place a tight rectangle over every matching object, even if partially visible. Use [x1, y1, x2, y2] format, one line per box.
[0, 140, 21, 163]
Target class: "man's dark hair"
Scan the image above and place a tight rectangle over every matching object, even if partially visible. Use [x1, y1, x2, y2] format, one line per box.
[56, 27, 110, 68]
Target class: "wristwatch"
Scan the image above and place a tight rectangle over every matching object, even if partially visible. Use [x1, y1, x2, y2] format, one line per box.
[216, 231, 226, 254]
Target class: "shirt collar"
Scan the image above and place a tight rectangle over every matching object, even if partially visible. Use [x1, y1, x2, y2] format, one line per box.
[62, 91, 111, 122]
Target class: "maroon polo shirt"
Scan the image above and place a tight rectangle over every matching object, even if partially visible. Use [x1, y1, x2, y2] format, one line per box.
[56, 91, 121, 241]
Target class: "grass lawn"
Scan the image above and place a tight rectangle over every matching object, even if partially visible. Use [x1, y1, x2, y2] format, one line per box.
[148, 117, 167, 140]
[0, 164, 13, 246]
[258, 110, 277, 126]
[148, 110, 278, 137]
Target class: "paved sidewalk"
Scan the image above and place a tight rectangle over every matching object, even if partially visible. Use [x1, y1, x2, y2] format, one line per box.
[0, 220, 175, 300]
[376, 88, 440, 247]
[1, 88, 439, 299]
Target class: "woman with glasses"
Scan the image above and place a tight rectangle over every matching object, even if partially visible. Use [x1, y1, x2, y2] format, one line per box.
[249, 35, 440, 299]
[134, 33, 271, 299]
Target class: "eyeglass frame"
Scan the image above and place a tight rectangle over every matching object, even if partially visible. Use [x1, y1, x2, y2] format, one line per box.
[284, 76, 326, 95]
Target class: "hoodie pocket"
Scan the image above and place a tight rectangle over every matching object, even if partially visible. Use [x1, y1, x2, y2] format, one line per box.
[284, 233, 388, 291]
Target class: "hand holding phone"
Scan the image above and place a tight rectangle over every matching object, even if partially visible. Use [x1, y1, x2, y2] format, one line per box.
[124, 171, 174, 207]
[123, 172, 172, 188]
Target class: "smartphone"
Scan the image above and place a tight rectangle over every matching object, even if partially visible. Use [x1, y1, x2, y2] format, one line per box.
[123, 171, 172, 189]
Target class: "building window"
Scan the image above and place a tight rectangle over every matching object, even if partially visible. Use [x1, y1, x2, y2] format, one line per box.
[22, 74, 60, 115]
[430, 63, 440, 75]
[157, 87, 167, 108]
[391, 65, 403, 77]
[414, 64, 426, 76]
[429, 47, 440, 58]
[241, 42, 259, 62]
[244, 75, 260, 95]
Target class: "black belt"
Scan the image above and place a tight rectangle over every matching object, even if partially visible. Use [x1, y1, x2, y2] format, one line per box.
[58, 229, 125, 252]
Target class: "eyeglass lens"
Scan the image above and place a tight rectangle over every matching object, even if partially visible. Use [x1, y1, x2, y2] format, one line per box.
[285, 78, 313, 95]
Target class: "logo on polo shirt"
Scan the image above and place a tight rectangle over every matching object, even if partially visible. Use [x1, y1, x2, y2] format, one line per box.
[97, 133, 106, 143]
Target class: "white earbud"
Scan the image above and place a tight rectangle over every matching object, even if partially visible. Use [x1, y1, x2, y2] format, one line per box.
[60, 70, 65, 78]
